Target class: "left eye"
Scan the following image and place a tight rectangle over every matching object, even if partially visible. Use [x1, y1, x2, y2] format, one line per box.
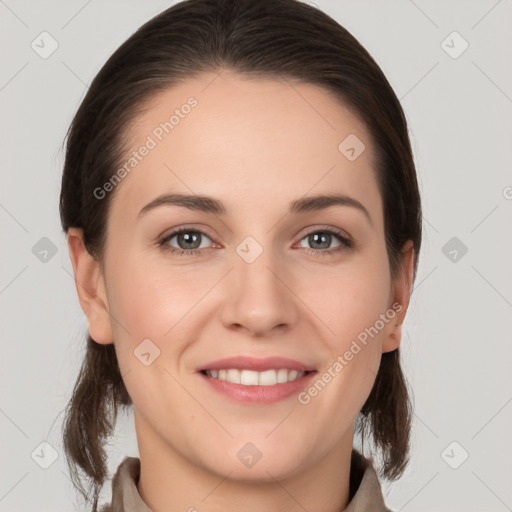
[298, 230, 346, 251]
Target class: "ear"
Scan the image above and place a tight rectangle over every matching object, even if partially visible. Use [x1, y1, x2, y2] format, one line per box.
[382, 239, 415, 353]
[67, 227, 113, 345]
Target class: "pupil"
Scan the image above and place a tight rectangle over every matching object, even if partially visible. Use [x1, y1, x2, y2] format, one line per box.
[310, 232, 330, 249]
[179, 232, 200, 249]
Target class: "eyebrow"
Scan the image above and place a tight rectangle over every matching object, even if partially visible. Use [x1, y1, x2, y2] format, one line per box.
[138, 192, 372, 225]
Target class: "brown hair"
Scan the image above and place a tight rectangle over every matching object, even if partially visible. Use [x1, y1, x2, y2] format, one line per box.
[60, 0, 422, 509]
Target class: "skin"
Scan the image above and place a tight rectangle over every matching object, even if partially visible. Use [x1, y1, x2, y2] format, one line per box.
[67, 69, 415, 512]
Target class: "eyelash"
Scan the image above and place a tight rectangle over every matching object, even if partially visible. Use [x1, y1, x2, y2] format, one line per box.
[158, 226, 354, 258]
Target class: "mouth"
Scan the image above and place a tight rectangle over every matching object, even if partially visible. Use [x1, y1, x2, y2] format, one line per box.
[200, 368, 315, 386]
[196, 356, 318, 404]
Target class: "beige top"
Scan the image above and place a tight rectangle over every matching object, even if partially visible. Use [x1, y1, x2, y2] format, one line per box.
[100, 450, 392, 512]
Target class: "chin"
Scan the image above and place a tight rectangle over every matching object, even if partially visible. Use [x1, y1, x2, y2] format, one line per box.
[197, 439, 310, 483]
[211, 456, 306, 484]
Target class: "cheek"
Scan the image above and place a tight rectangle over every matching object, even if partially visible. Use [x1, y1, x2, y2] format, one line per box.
[301, 246, 391, 406]
[302, 250, 391, 348]
[106, 250, 203, 340]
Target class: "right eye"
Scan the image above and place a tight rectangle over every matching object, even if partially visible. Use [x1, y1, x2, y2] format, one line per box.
[159, 228, 215, 256]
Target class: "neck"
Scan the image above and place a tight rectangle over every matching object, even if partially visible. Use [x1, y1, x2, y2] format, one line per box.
[135, 412, 354, 512]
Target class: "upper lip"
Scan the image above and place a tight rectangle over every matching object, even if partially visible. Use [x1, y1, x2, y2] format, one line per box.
[197, 356, 316, 373]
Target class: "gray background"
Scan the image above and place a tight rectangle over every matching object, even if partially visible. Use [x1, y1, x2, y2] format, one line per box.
[1, 0, 511, 510]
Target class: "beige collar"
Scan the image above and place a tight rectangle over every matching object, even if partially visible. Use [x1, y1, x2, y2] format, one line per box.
[102, 450, 391, 512]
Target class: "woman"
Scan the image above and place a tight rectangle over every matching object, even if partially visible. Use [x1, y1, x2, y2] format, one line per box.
[60, 0, 422, 510]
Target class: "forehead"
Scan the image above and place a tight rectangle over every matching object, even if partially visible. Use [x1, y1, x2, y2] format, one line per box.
[111, 69, 382, 225]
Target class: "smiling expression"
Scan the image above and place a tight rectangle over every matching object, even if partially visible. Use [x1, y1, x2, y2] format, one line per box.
[71, 69, 412, 483]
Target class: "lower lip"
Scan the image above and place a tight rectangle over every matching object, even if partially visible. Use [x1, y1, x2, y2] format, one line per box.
[198, 371, 317, 404]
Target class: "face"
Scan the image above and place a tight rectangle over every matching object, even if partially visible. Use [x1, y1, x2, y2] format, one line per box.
[70, 69, 413, 482]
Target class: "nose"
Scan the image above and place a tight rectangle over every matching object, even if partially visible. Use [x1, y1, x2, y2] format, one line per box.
[220, 244, 299, 337]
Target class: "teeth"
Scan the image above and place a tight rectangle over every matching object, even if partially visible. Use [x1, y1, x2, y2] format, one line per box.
[241, 369, 259, 385]
[259, 369, 277, 386]
[204, 368, 306, 386]
[277, 369, 289, 383]
[227, 369, 240, 384]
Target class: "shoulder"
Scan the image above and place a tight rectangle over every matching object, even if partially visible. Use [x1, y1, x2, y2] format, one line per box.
[346, 449, 393, 512]
[97, 456, 142, 512]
